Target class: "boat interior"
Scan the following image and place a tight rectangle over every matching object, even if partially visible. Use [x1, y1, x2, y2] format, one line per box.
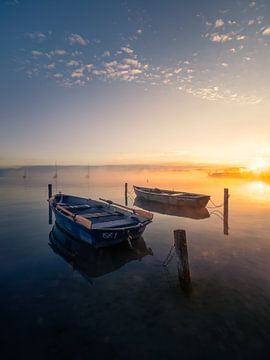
[53, 194, 140, 227]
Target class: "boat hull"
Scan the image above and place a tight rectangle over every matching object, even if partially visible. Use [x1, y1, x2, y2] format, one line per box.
[53, 208, 147, 248]
[134, 186, 210, 208]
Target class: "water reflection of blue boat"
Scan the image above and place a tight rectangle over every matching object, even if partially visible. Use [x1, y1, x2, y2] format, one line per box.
[134, 198, 210, 220]
[49, 194, 153, 248]
[49, 225, 153, 280]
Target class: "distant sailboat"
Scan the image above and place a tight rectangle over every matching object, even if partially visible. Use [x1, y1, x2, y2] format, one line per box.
[86, 164, 90, 179]
[22, 167, 27, 179]
[53, 162, 58, 179]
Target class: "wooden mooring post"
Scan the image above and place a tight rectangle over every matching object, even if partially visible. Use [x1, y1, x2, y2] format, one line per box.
[125, 182, 128, 206]
[48, 184, 52, 224]
[48, 183, 52, 199]
[174, 229, 191, 286]
[223, 188, 229, 235]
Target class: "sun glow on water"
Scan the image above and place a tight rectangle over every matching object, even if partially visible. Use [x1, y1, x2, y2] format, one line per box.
[247, 159, 270, 174]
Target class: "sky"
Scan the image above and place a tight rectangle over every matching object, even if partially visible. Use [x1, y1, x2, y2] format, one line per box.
[0, 0, 270, 167]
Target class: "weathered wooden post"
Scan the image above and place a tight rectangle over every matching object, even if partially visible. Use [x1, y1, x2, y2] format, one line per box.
[48, 183, 52, 199]
[223, 188, 229, 235]
[174, 229, 191, 286]
[125, 182, 128, 206]
[48, 184, 53, 224]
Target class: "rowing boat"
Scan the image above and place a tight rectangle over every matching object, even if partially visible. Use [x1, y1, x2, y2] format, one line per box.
[133, 186, 210, 208]
[49, 193, 153, 248]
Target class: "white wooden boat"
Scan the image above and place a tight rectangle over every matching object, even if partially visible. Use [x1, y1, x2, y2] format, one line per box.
[133, 186, 210, 208]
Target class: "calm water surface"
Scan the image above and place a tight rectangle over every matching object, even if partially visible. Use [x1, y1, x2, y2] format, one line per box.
[1, 167, 270, 359]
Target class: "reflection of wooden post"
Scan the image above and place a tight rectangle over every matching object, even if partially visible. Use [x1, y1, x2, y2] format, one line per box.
[125, 182, 128, 206]
[49, 206, 52, 225]
[174, 230, 191, 285]
[223, 188, 229, 235]
[48, 183, 52, 199]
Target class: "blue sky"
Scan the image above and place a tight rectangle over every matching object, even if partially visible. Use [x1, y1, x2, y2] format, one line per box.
[1, 0, 270, 166]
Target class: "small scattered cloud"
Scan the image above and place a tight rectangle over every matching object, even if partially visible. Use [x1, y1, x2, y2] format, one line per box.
[53, 73, 63, 78]
[25, 32, 48, 42]
[47, 63, 55, 69]
[221, 63, 229, 67]
[262, 27, 270, 36]
[249, 2, 256, 7]
[102, 51, 111, 57]
[215, 19, 225, 28]
[66, 60, 80, 67]
[211, 34, 232, 43]
[31, 50, 43, 57]
[236, 35, 247, 41]
[68, 33, 89, 46]
[121, 47, 134, 54]
[71, 68, 84, 78]
[124, 58, 141, 67]
[85, 64, 94, 71]
[50, 49, 67, 56]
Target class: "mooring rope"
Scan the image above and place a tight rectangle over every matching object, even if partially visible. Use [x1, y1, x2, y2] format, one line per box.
[162, 245, 175, 266]
[209, 209, 224, 221]
[207, 198, 224, 208]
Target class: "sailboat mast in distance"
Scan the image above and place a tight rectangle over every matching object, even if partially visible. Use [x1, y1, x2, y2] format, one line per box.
[22, 167, 27, 179]
[86, 164, 90, 179]
[53, 162, 58, 179]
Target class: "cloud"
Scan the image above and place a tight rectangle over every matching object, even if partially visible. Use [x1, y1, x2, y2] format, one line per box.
[66, 60, 80, 67]
[211, 34, 232, 43]
[124, 58, 141, 67]
[102, 51, 111, 57]
[71, 68, 85, 78]
[249, 1, 256, 7]
[25, 32, 47, 42]
[50, 49, 67, 56]
[85, 64, 94, 71]
[236, 35, 246, 41]
[262, 27, 270, 36]
[53, 73, 63, 78]
[105, 61, 118, 68]
[221, 63, 229, 67]
[68, 33, 89, 46]
[215, 19, 225, 28]
[121, 47, 134, 54]
[31, 50, 43, 57]
[47, 63, 55, 69]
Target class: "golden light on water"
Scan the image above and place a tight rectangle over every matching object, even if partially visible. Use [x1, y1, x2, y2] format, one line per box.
[247, 158, 270, 174]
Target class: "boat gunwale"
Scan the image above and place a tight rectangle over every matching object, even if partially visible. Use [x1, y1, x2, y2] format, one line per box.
[51, 195, 152, 231]
[133, 185, 210, 199]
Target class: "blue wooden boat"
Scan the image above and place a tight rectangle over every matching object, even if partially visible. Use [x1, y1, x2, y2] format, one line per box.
[49, 193, 153, 248]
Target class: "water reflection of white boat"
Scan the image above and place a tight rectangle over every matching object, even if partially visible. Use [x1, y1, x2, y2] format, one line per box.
[49, 225, 153, 280]
[134, 185, 210, 208]
[134, 198, 210, 220]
